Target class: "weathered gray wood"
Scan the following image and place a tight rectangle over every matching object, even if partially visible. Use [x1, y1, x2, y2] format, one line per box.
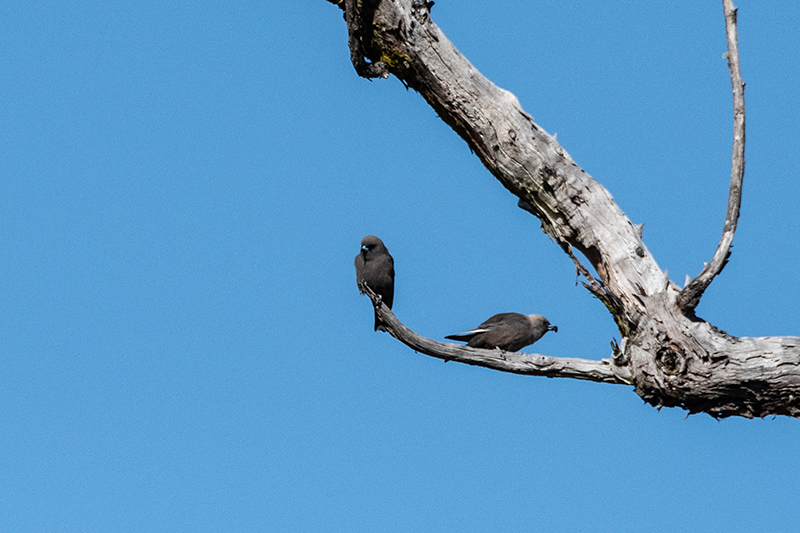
[330, 0, 800, 418]
[679, 0, 746, 312]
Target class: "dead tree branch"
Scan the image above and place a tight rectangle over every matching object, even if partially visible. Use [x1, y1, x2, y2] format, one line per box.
[678, 0, 746, 312]
[361, 285, 629, 385]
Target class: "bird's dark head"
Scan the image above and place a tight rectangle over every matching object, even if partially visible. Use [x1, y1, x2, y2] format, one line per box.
[541, 318, 558, 333]
[527, 314, 557, 334]
[360, 235, 386, 256]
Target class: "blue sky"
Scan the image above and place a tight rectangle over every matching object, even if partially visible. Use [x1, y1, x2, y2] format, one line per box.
[1, 1, 799, 531]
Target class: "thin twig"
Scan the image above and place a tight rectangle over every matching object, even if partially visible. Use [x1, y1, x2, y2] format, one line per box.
[678, 0, 746, 312]
[563, 244, 605, 298]
[360, 285, 629, 385]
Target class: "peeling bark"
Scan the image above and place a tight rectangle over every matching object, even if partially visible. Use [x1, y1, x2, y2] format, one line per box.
[329, 0, 800, 418]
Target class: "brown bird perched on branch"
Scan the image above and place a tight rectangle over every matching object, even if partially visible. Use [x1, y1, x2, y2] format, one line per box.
[354, 235, 395, 331]
[445, 313, 557, 352]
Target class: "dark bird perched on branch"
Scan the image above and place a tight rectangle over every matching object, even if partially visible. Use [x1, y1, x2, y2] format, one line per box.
[354, 235, 395, 331]
[445, 313, 557, 352]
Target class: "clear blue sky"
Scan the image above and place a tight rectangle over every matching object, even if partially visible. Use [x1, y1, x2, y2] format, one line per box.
[2, 1, 799, 531]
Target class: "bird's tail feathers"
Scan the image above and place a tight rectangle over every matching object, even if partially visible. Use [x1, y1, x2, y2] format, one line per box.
[445, 328, 489, 341]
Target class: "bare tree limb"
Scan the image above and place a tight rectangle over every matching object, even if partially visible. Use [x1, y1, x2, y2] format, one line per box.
[678, 0, 746, 312]
[360, 285, 630, 385]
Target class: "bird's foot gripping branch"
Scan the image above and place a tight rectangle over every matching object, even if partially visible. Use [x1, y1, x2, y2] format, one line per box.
[334, 0, 800, 418]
